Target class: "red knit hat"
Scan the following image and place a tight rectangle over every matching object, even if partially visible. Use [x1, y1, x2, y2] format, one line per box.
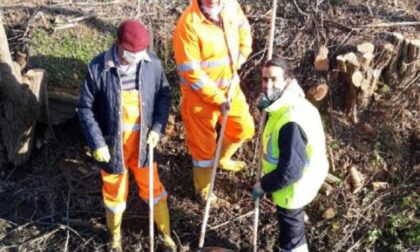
[117, 20, 149, 52]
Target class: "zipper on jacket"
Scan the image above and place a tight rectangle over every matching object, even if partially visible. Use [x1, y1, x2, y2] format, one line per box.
[116, 70, 125, 171]
[138, 59, 145, 167]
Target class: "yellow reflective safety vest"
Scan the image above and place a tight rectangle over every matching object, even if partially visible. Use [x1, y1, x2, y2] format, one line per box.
[262, 81, 329, 209]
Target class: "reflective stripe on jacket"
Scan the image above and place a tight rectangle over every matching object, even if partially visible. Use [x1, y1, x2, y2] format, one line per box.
[173, 0, 252, 105]
[262, 81, 328, 209]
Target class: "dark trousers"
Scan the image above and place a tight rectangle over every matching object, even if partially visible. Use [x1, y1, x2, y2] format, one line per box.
[277, 206, 307, 251]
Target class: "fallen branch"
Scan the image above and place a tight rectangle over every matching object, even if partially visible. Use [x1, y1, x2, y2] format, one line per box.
[362, 21, 420, 28]
[292, 0, 310, 18]
[1, 228, 61, 250]
[68, 13, 96, 23]
[51, 0, 122, 6]
[209, 210, 254, 230]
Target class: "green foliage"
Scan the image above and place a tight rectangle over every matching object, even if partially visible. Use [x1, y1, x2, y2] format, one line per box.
[29, 27, 115, 89]
[367, 228, 382, 244]
[329, 140, 340, 150]
[366, 192, 420, 250]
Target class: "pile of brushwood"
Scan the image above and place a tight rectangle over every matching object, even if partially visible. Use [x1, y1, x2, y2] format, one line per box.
[0, 0, 419, 251]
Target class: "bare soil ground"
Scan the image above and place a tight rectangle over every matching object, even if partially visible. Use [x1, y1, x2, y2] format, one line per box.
[0, 0, 419, 251]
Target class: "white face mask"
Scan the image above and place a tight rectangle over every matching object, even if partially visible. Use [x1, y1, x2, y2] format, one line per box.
[202, 4, 223, 21]
[122, 49, 146, 65]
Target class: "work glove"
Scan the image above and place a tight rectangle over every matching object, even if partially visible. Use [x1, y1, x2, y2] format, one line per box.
[252, 182, 265, 201]
[147, 130, 160, 148]
[92, 145, 111, 163]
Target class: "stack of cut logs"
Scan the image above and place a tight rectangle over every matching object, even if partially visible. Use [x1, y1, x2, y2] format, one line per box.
[309, 33, 419, 123]
[336, 42, 394, 123]
[335, 33, 419, 123]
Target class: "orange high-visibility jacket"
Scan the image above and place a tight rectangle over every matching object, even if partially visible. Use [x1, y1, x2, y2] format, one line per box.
[173, 0, 252, 106]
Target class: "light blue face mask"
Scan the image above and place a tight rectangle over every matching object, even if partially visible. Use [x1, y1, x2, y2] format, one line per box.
[265, 85, 284, 102]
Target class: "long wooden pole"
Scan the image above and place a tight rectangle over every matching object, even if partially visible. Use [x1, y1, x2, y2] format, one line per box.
[149, 146, 154, 252]
[198, 81, 235, 248]
[253, 0, 277, 251]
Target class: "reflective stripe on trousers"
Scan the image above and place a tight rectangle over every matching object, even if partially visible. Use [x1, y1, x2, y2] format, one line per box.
[101, 90, 167, 213]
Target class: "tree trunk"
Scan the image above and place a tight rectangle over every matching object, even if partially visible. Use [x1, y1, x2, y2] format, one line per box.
[0, 15, 47, 166]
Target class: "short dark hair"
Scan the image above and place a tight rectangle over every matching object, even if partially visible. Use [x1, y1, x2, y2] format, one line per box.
[264, 57, 292, 79]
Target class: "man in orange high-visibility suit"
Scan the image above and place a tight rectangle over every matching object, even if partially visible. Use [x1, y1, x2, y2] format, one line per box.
[78, 20, 176, 251]
[173, 0, 255, 206]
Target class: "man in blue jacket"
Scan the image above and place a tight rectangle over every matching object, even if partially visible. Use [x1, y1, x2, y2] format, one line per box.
[78, 20, 176, 251]
[252, 58, 328, 251]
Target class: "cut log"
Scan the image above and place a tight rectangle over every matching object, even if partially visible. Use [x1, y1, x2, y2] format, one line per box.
[352, 70, 363, 87]
[344, 52, 359, 69]
[372, 181, 390, 191]
[336, 55, 347, 72]
[360, 78, 370, 92]
[357, 42, 375, 54]
[326, 173, 341, 185]
[306, 83, 329, 102]
[342, 52, 360, 122]
[360, 52, 374, 71]
[314, 45, 329, 71]
[321, 182, 334, 196]
[349, 166, 364, 193]
[322, 208, 337, 219]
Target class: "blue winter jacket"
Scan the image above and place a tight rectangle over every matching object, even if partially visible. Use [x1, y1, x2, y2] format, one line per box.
[77, 45, 170, 174]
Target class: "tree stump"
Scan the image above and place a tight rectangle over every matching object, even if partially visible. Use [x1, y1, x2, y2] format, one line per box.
[384, 32, 420, 86]
[0, 15, 48, 166]
[335, 41, 396, 123]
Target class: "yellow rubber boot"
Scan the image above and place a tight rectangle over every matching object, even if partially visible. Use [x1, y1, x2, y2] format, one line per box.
[193, 166, 212, 196]
[105, 210, 123, 252]
[219, 139, 246, 172]
[193, 166, 230, 208]
[153, 199, 177, 251]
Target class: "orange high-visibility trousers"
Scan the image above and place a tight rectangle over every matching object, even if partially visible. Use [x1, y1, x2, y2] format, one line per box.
[101, 90, 167, 214]
[180, 85, 255, 168]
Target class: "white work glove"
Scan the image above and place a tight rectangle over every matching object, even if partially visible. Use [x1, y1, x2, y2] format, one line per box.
[92, 145, 111, 163]
[252, 182, 265, 201]
[147, 130, 160, 148]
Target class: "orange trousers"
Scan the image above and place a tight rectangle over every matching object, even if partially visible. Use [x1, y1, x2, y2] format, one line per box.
[180, 85, 255, 167]
[101, 90, 167, 214]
